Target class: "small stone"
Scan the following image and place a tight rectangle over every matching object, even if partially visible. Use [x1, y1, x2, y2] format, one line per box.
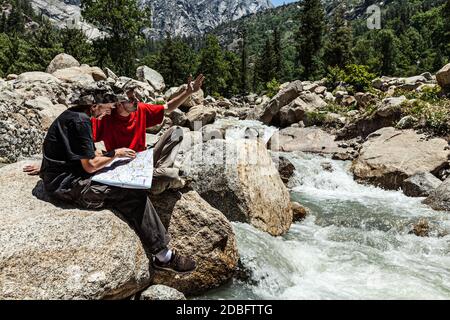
[409, 219, 429, 237]
[320, 162, 334, 172]
[139, 285, 186, 300]
[292, 201, 309, 222]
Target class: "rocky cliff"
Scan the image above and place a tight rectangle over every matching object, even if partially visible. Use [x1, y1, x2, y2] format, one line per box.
[28, 0, 273, 38]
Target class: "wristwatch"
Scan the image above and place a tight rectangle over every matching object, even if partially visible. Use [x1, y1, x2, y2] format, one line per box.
[103, 150, 116, 158]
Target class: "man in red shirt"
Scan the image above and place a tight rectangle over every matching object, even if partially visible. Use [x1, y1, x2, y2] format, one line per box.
[91, 74, 205, 194]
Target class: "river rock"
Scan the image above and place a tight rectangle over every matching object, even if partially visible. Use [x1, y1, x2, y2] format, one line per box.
[46, 53, 80, 74]
[259, 80, 303, 125]
[168, 109, 188, 127]
[291, 201, 309, 222]
[401, 172, 442, 197]
[355, 92, 378, 109]
[436, 63, 450, 90]
[179, 139, 292, 236]
[0, 162, 151, 299]
[409, 218, 430, 237]
[268, 127, 344, 154]
[423, 177, 450, 211]
[271, 154, 295, 185]
[351, 127, 450, 189]
[139, 285, 186, 300]
[396, 115, 417, 129]
[150, 190, 238, 295]
[186, 106, 216, 130]
[136, 66, 165, 92]
[278, 93, 326, 127]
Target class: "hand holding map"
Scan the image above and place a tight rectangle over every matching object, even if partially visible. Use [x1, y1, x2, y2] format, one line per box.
[92, 149, 154, 189]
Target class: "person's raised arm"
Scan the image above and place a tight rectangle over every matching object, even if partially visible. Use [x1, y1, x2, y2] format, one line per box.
[80, 148, 136, 174]
[165, 74, 205, 114]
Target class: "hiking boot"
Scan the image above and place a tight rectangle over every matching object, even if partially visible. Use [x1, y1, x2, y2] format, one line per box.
[153, 251, 196, 274]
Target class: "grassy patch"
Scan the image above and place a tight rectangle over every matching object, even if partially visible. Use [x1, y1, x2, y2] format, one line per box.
[401, 98, 450, 136]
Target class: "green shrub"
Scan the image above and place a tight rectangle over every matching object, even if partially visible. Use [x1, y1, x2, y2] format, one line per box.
[305, 111, 327, 126]
[395, 85, 442, 103]
[325, 64, 376, 93]
[342, 64, 376, 92]
[401, 99, 450, 136]
[266, 78, 281, 98]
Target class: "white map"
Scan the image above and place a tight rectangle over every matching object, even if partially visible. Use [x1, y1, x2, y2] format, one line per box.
[92, 149, 154, 189]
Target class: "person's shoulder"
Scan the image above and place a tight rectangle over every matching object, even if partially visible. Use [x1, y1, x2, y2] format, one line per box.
[62, 109, 91, 127]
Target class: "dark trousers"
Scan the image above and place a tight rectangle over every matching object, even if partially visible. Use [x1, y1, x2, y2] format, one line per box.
[69, 178, 170, 255]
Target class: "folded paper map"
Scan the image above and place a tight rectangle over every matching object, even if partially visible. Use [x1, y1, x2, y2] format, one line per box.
[92, 149, 153, 189]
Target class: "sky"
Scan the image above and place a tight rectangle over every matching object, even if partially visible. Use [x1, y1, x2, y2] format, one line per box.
[272, 0, 298, 7]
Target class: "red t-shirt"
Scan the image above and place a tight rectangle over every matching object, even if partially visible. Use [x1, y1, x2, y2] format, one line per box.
[91, 102, 165, 152]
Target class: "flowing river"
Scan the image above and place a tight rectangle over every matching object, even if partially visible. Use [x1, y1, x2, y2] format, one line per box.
[201, 120, 450, 300]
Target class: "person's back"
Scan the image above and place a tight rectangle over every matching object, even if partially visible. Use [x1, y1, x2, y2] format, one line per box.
[40, 108, 95, 196]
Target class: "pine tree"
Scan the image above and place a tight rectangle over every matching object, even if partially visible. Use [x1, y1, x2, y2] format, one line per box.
[443, 0, 450, 59]
[59, 27, 95, 65]
[197, 35, 227, 97]
[295, 0, 325, 80]
[152, 33, 197, 88]
[6, 0, 25, 34]
[324, 1, 353, 68]
[374, 29, 399, 76]
[240, 28, 249, 94]
[254, 35, 276, 91]
[0, 12, 7, 33]
[273, 27, 284, 81]
[81, 0, 151, 76]
[29, 18, 63, 70]
[223, 51, 240, 97]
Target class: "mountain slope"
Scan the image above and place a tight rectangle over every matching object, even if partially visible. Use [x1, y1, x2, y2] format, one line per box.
[29, 0, 273, 38]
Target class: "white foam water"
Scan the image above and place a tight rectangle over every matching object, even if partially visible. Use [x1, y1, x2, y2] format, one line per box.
[202, 152, 450, 300]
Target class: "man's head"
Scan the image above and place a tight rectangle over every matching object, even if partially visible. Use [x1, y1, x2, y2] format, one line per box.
[115, 89, 138, 115]
[70, 94, 115, 119]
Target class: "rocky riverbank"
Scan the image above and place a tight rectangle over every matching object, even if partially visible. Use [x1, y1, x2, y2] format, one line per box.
[0, 53, 449, 299]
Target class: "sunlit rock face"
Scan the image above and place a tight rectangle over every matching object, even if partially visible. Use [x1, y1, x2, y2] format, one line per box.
[29, 0, 273, 39]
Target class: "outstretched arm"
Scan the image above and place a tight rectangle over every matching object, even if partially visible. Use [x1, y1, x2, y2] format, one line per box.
[165, 74, 205, 114]
[80, 148, 136, 174]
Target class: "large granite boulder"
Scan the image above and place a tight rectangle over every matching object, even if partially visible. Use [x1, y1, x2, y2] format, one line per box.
[52, 66, 106, 85]
[258, 80, 303, 125]
[24, 96, 67, 131]
[278, 93, 326, 127]
[136, 66, 165, 92]
[423, 178, 450, 211]
[150, 190, 238, 295]
[185, 106, 216, 130]
[0, 163, 237, 299]
[13, 72, 64, 103]
[351, 127, 450, 189]
[46, 53, 80, 74]
[401, 172, 443, 197]
[436, 63, 450, 90]
[268, 127, 345, 154]
[178, 139, 292, 236]
[0, 162, 151, 299]
[337, 96, 408, 140]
